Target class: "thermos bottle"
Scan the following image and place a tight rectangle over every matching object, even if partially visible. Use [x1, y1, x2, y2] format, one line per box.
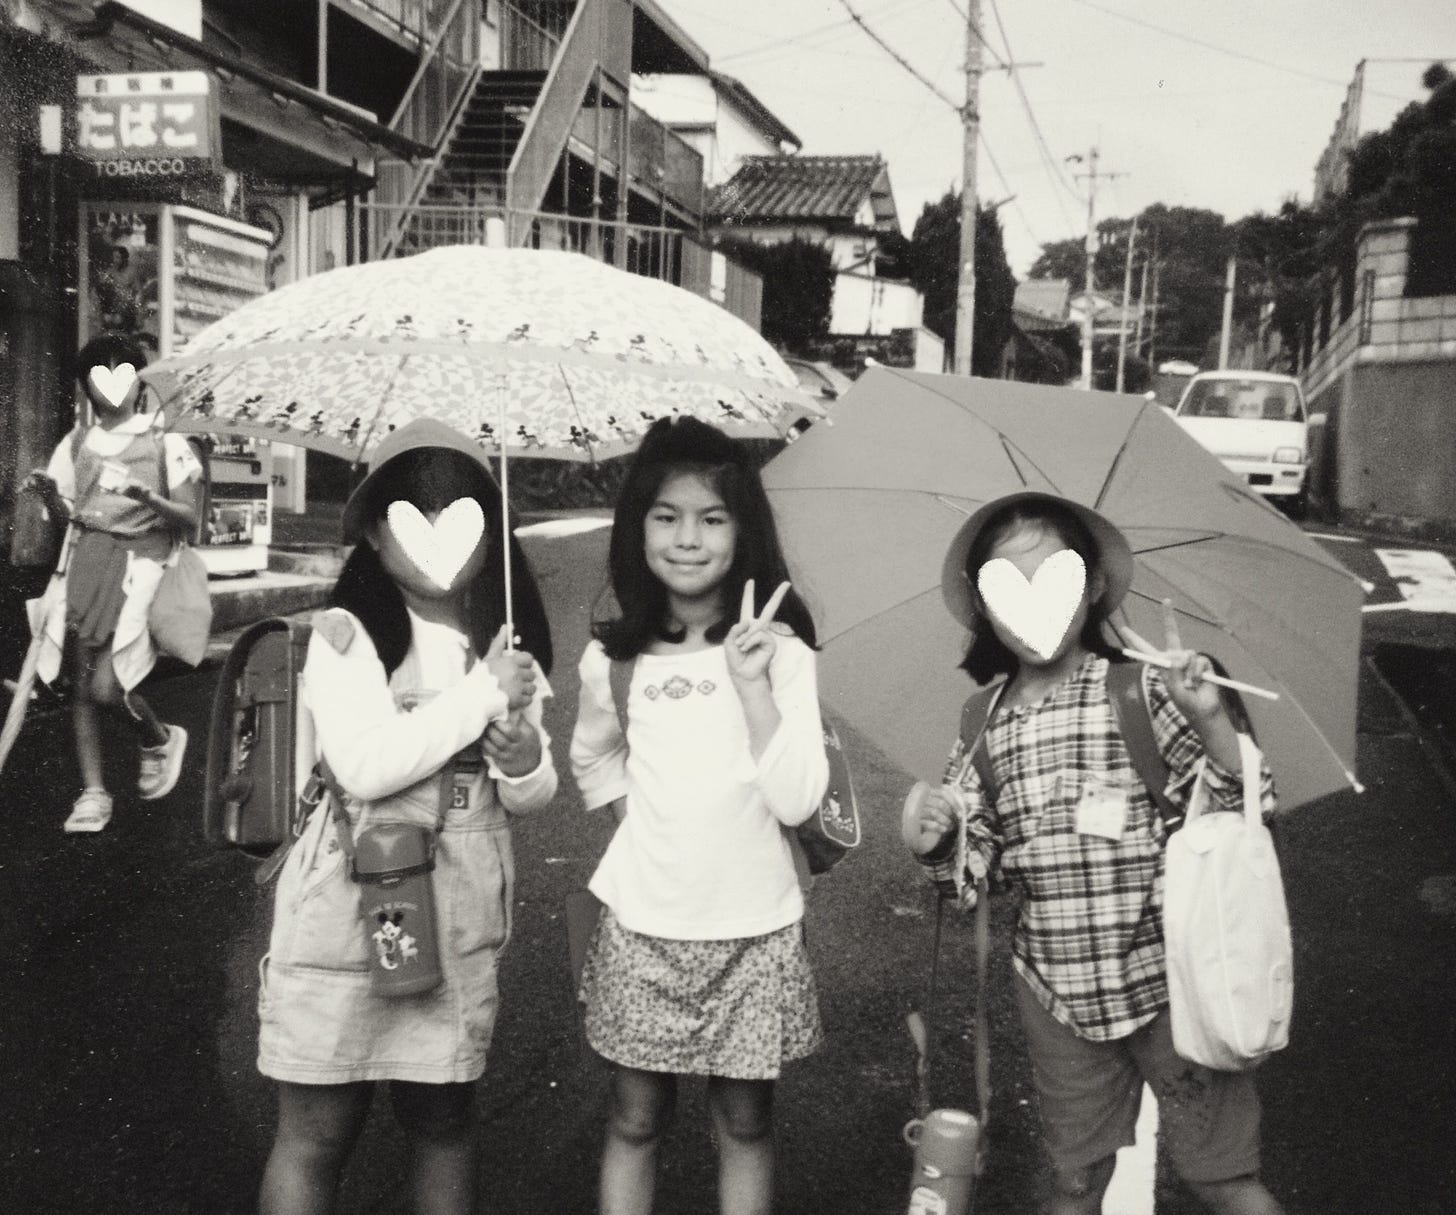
[352, 823, 443, 997]
[904, 1108, 982, 1215]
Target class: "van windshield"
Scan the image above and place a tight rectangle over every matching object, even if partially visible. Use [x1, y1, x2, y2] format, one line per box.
[1179, 380, 1305, 422]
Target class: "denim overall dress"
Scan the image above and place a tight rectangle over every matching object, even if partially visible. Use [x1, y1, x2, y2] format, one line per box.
[256, 640, 516, 1085]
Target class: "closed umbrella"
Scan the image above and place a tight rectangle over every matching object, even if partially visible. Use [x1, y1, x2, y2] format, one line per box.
[763, 367, 1364, 812]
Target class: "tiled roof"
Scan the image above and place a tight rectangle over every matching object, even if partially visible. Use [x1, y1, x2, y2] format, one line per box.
[710, 155, 896, 229]
[1013, 278, 1071, 321]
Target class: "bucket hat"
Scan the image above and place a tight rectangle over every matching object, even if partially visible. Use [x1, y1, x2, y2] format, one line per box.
[940, 490, 1135, 629]
[341, 418, 501, 543]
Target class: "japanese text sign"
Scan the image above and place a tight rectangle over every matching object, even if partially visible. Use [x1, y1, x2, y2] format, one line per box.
[76, 72, 219, 175]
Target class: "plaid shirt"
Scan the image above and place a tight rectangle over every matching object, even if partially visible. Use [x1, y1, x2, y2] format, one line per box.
[921, 655, 1276, 1042]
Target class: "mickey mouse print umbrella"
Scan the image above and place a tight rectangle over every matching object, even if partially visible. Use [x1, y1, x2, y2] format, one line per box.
[764, 367, 1365, 813]
[141, 246, 821, 463]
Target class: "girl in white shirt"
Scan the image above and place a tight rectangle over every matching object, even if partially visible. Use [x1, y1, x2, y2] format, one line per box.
[24, 334, 201, 832]
[256, 419, 555, 1215]
[571, 416, 829, 1215]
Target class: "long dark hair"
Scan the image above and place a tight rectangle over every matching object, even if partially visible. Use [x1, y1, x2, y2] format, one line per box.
[594, 417, 816, 660]
[332, 447, 553, 677]
[959, 499, 1122, 684]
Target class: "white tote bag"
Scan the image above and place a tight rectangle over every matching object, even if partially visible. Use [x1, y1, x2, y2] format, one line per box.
[1164, 733, 1294, 1071]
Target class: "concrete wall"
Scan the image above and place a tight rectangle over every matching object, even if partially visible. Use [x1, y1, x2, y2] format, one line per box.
[830, 272, 923, 335]
[1300, 216, 1456, 536]
[1337, 360, 1456, 526]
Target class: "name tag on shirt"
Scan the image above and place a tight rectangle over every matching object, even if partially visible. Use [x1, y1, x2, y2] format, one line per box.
[1075, 780, 1129, 840]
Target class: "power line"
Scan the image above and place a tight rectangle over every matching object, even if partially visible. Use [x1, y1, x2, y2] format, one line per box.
[1065, 0, 1364, 90]
[986, 0, 1079, 234]
[714, 0, 921, 65]
[833, 0, 962, 111]
[943, 0, 1008, 70]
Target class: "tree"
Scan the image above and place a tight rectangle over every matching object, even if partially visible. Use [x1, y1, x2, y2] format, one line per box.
[715, 236, 836, 353]
[888, 190, 1016, 376]
[1031, 205, 1235, 368]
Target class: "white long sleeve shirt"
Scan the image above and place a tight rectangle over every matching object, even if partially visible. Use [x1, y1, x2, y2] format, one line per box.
[570, 633, 829, 940]
[300, 608, 556, 815]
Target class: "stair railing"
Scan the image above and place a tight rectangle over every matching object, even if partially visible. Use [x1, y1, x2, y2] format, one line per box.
[373, 0, 482, 258]
[505, 0, 618, 223]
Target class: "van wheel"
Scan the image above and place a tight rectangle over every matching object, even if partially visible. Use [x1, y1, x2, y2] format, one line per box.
[1282, 492, 1307, 522]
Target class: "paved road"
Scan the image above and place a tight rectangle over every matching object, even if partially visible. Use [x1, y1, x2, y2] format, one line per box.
[3, 524, 1454, 1214]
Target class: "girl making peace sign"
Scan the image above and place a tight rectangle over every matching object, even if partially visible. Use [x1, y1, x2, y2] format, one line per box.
[570, 417, 829, 1215]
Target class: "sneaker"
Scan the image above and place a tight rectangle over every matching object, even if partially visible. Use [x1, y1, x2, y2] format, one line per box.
[138, 724, 188, 801]
[64, 789, 113, 833]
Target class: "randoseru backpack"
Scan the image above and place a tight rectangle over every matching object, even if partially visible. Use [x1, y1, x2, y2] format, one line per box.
[203, 617, 315, 882]
[607, 654, 861, 888]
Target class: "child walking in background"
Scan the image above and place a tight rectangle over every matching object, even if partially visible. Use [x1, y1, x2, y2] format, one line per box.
[256, 419, 556, 1215]
[904, 491, 1285, 1215]
[570, 417, 829, 1215]
[23, 334, 200, 832]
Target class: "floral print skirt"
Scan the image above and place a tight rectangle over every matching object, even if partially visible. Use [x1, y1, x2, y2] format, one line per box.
[579, 909, 822, 1080]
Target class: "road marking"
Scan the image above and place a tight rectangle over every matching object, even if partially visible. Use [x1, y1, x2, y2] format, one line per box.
[1363, 602, 1412, 614]
[1375, 549, 1456, 614]
[516, 517, 612, 538]
[1306, 532, 1363, 543]
[1104, 1085, 1158, 1214]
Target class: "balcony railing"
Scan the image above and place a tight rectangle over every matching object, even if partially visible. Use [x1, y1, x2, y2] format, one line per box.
[500, 1, 572, 70]
[343, 0, 461, 44]
[354, 202, 762, 329]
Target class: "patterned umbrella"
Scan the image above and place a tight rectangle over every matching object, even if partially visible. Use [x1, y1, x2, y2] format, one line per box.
[141, 246, 820, 462]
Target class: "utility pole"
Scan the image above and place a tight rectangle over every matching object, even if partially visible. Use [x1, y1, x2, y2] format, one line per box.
[953, 0, 984, 378]
[1133, 240, 1151, 365]
[1217, 253, 1237, 370]
[1070, 148, 1124, 390]
[1116, 215, 1139, 393]
[1147, 235, 1160, 371]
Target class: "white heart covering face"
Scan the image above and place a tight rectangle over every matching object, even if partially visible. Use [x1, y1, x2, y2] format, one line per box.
[386, 498, 486, 591]
[88, 363, 138, 408]
[977, 549, 1088, 660]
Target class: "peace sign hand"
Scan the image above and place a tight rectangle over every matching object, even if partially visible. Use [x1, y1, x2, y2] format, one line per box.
[724, 578, 791, 687]
[1132, 600, 1226, 725]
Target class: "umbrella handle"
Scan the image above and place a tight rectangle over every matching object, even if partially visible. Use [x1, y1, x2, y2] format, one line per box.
[0, 632, 46, 779]
[499, 390, 514, 652]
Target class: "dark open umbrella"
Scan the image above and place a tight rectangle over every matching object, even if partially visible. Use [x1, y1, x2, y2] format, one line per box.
[764, 367, 1364, 812]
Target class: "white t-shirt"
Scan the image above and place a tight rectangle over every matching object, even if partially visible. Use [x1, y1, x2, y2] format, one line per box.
[570, 633, 829, 940]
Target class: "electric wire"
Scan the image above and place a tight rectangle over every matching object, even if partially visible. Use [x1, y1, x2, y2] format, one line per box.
[833, 0, 963, 111]
[986, 0, 1081, 235]
[713, 0, 924, 66]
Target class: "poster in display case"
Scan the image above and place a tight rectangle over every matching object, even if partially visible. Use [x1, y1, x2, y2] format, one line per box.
[80, 204, 276, 575]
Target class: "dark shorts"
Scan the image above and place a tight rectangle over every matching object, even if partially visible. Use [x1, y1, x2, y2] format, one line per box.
[1014, 975, 1262, 1184]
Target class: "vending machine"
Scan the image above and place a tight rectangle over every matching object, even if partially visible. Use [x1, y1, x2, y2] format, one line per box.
[79, 202, 276, 575]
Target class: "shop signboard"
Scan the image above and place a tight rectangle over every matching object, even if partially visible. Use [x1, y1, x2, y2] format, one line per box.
[75, 71, 220, 178]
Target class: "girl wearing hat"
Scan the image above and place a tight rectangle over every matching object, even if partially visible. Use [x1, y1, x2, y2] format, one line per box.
[904, 492, 1284, 1215]
[256, 420, 555, 1215]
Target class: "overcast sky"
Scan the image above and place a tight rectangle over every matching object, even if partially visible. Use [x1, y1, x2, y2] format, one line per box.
[662, 0, 1453, 276]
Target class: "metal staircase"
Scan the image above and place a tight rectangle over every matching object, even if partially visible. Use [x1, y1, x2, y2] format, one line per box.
[420, 71, 549, 209]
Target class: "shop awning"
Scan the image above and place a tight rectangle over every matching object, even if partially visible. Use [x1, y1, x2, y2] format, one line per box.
[64, 1, 431, 181]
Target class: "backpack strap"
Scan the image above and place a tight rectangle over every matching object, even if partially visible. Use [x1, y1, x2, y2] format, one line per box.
[1105, 660, 1183, 832]
[958, 681, 1007, 802]
[607, 655, 635, 742]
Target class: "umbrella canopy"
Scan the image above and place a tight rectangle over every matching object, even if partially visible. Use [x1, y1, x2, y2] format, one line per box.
[764, 367, 1364, 812]
[141, 246, 818, 462]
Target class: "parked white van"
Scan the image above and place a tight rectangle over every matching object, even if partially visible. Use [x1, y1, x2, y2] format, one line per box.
[1171, 370, 1309, 515]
